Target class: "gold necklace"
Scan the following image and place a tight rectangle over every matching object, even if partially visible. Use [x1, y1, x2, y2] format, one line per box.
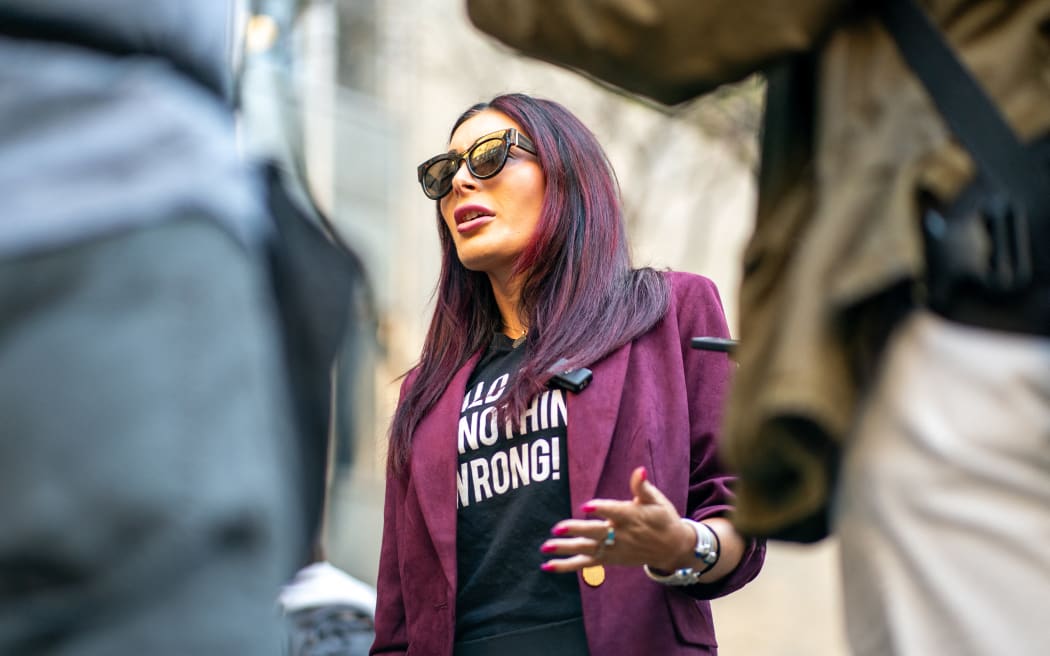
[512, 327, 528, 348]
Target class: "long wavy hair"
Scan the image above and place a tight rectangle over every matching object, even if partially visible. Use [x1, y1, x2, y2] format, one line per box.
[388, 93, 669, 472]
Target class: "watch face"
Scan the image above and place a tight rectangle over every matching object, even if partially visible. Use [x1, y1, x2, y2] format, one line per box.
[688, 519, 718, 559]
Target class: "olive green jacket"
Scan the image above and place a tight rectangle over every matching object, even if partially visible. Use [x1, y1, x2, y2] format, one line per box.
[467, 0, 1050, 541]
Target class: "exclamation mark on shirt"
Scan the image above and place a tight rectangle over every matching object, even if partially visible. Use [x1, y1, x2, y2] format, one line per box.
[551, 436, 560, 480]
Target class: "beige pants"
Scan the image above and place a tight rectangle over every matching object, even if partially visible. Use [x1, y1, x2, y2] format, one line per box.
[834, 310, 1050, 656]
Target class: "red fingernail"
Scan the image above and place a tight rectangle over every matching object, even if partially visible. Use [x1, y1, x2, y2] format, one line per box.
[540, 563, 556, 572]
[552, 526, 569, 536]
[540, 544, 557, 554]
[581, 503, 596, 513]
[640, 467, 648, 482]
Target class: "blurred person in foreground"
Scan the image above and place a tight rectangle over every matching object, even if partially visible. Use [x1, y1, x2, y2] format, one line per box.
[464, 1, 1050, 654]
[370, 93, 764, 656]
[0, 1, 308, 653]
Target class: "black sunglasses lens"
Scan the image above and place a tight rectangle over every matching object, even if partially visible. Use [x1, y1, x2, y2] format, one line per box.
[468, 138, 509, 178]
[423, 158, 458, 198]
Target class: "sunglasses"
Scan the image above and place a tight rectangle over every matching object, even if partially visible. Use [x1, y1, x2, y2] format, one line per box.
[417, 128, 537, 200]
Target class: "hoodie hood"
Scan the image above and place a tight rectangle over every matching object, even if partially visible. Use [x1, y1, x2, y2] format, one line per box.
[0, 0, 236, 100]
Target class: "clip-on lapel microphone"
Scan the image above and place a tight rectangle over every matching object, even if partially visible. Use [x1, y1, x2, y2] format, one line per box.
[546, 357, 593, 393]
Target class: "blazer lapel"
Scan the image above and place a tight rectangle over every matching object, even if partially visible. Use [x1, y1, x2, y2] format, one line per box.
[567, 342, 631, 513]
[410, 353, 482, 593]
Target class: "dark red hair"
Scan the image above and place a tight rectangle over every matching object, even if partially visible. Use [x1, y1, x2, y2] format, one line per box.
[389, 93, 668, 471]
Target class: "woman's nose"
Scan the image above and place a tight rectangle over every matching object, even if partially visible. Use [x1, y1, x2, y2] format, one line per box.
[450, 159, 478, 194]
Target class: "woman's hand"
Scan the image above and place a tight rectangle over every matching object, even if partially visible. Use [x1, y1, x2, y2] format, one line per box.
[539, 466, 697, 573]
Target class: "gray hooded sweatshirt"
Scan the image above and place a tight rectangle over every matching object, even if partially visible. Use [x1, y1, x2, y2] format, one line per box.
[0, 0, 265, 256]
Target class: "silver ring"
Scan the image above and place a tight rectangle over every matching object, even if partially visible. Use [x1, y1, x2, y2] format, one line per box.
[603, 526, 616, 548]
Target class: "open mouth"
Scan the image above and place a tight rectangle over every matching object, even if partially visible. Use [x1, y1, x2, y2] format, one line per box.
[454, 205, 493, 225]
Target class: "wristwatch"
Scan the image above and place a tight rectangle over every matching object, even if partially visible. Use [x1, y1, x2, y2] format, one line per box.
[642, 519, 720, 586]
[684, 518, 720, 567]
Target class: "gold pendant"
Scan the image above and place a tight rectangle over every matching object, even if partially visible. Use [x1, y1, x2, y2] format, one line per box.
[581, 565, 605, 587]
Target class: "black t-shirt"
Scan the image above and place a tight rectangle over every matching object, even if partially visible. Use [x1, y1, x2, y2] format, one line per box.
[455, 334, 582, 641]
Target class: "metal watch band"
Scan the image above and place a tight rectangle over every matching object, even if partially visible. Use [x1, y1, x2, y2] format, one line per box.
[642, 519, 721, 586]
[682, 518, 719, 566]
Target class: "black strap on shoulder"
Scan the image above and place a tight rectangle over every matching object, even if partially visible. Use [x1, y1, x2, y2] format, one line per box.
[876, 0, 1050, 294]
[875, 0, 1050, 222]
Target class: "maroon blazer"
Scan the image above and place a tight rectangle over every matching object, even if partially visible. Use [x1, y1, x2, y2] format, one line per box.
[371, 272, 765, 655]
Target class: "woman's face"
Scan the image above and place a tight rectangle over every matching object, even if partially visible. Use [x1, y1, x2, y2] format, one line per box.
[439, 110, 545, 283]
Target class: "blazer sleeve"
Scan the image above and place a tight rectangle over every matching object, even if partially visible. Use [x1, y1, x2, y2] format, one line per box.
[465, 0, 843, 104]
[369, 375, 417, 656]
[669, 272, 766, 600]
